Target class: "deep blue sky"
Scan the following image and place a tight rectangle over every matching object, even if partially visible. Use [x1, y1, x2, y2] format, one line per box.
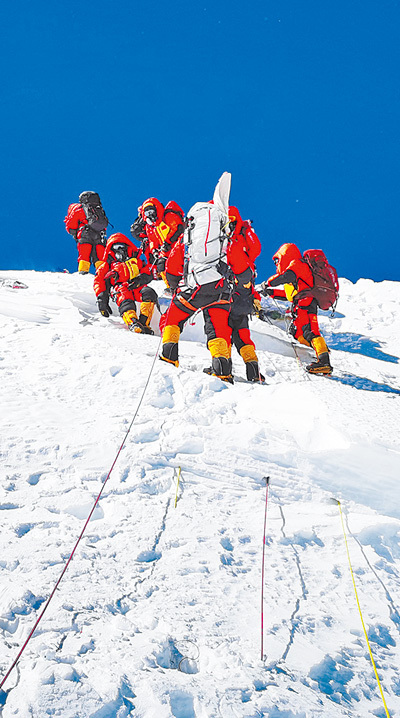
[1, 0, 399, 282]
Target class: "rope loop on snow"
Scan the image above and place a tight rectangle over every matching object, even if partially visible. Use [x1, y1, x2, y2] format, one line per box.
[333, 498, 392, 717]
[0, 334, 163, 693]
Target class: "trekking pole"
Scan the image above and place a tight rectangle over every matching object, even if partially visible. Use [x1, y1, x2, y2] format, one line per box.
[261, 476, 270, 661]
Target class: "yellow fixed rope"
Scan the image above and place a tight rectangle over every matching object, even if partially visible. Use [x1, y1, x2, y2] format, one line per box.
[334, 499, 391, 718]
[174, 467, 182, 508]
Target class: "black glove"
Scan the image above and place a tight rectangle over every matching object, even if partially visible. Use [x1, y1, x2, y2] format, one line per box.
[157, 255, 166, 274]
[217, 260, 235, 284]
[261, 282, 274, 297]
[130, 217, 146, 240]
[97, 292, 112, 317]
[128, 273, 151, 289]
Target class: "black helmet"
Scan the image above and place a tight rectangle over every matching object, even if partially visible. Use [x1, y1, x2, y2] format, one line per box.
[79, 191, 101, 205]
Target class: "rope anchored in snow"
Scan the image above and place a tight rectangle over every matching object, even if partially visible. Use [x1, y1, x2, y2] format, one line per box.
[0, 335, 163, 694]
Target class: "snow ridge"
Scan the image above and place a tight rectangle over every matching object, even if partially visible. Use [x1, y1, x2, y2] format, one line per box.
[0, 270, 399, 717]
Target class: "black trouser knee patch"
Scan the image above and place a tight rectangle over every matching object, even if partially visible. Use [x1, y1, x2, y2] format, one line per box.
[203, 309, 216, 342]
[302, 324, 317, 344]
[119, 299, 136, 315]
[141, 286, 158, 303]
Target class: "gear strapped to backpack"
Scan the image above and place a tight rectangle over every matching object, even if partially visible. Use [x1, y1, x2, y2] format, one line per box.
[297, 249, 339, 310]
[79, 191, 109, 234]
[183, 201, 229, 289]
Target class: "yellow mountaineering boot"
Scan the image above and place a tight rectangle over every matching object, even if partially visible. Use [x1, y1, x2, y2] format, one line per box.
[134, 301, 155, 335]
[208, 338, 234, 383]
[160, 324, 180, 367]
[122, 309, 138, 328]
[239, 344, 265, 383]
[307, 336, 333, 375]
[78, 260, 91, 274]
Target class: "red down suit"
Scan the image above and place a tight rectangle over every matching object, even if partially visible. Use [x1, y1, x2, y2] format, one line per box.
[265, 243, 332, 372]
[161, 201, 233, 381]
[93, 233, 157, 333]
[226, 206, 263, 382]
[131, 198, 184, 283]
[64, 203, 105, 274]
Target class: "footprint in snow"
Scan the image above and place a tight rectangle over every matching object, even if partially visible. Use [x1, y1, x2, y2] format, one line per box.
[27, 472, 42, 485]
[220, 536, 234, 551]
[136, 549, 161, 563]
[15, 524, 33, 537]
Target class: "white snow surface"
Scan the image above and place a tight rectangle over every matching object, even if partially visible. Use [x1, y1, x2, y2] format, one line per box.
[0, 270, 399, 718]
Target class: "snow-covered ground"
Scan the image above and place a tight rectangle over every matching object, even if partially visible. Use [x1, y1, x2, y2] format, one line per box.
[0, 270, 399, 718]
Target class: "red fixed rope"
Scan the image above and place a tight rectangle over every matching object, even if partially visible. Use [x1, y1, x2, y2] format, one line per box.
[0, 336, 162, 691]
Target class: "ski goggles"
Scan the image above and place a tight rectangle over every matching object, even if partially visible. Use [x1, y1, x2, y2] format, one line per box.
[112, 243, 128, 260]
[144, 207, 157, 223]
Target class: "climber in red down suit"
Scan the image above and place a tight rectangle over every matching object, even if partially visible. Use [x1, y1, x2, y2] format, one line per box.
[225, 206, 265, 382]
[160, 237, 234, 381]
[93, 233, 158, 334]
[130, 197, 184, 285]
[159, 197, 234, 382]
[261, 242, 332, 374]
[64, 191, 109, 274]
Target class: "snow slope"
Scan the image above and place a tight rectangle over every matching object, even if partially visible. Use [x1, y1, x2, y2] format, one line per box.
[0, 270, 399, 718]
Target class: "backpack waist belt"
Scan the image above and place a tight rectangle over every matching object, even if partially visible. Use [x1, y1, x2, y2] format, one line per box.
[175, 296, 198, 312]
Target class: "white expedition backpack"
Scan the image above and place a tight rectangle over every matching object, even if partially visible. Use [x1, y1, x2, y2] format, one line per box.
[182, 172, 232, 289]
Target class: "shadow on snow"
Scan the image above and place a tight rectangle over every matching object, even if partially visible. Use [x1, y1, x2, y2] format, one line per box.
[324, 331, 399, 364]
[328, 372, 400, 396]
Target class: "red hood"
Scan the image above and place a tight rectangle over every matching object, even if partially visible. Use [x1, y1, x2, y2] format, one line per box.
[228, 206, 242, 224]
[228, 206, 245, 237]
[164, 200, 184, 219]
[272, 243, 302, 273]
[103, 233, 139, 262]
[139, 197, 164, 222]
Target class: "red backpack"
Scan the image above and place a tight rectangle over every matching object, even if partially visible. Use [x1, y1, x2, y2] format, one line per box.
[64, 203, 87, 238]
[162, 200, 185, 245]
[298, 249, 339, 310]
